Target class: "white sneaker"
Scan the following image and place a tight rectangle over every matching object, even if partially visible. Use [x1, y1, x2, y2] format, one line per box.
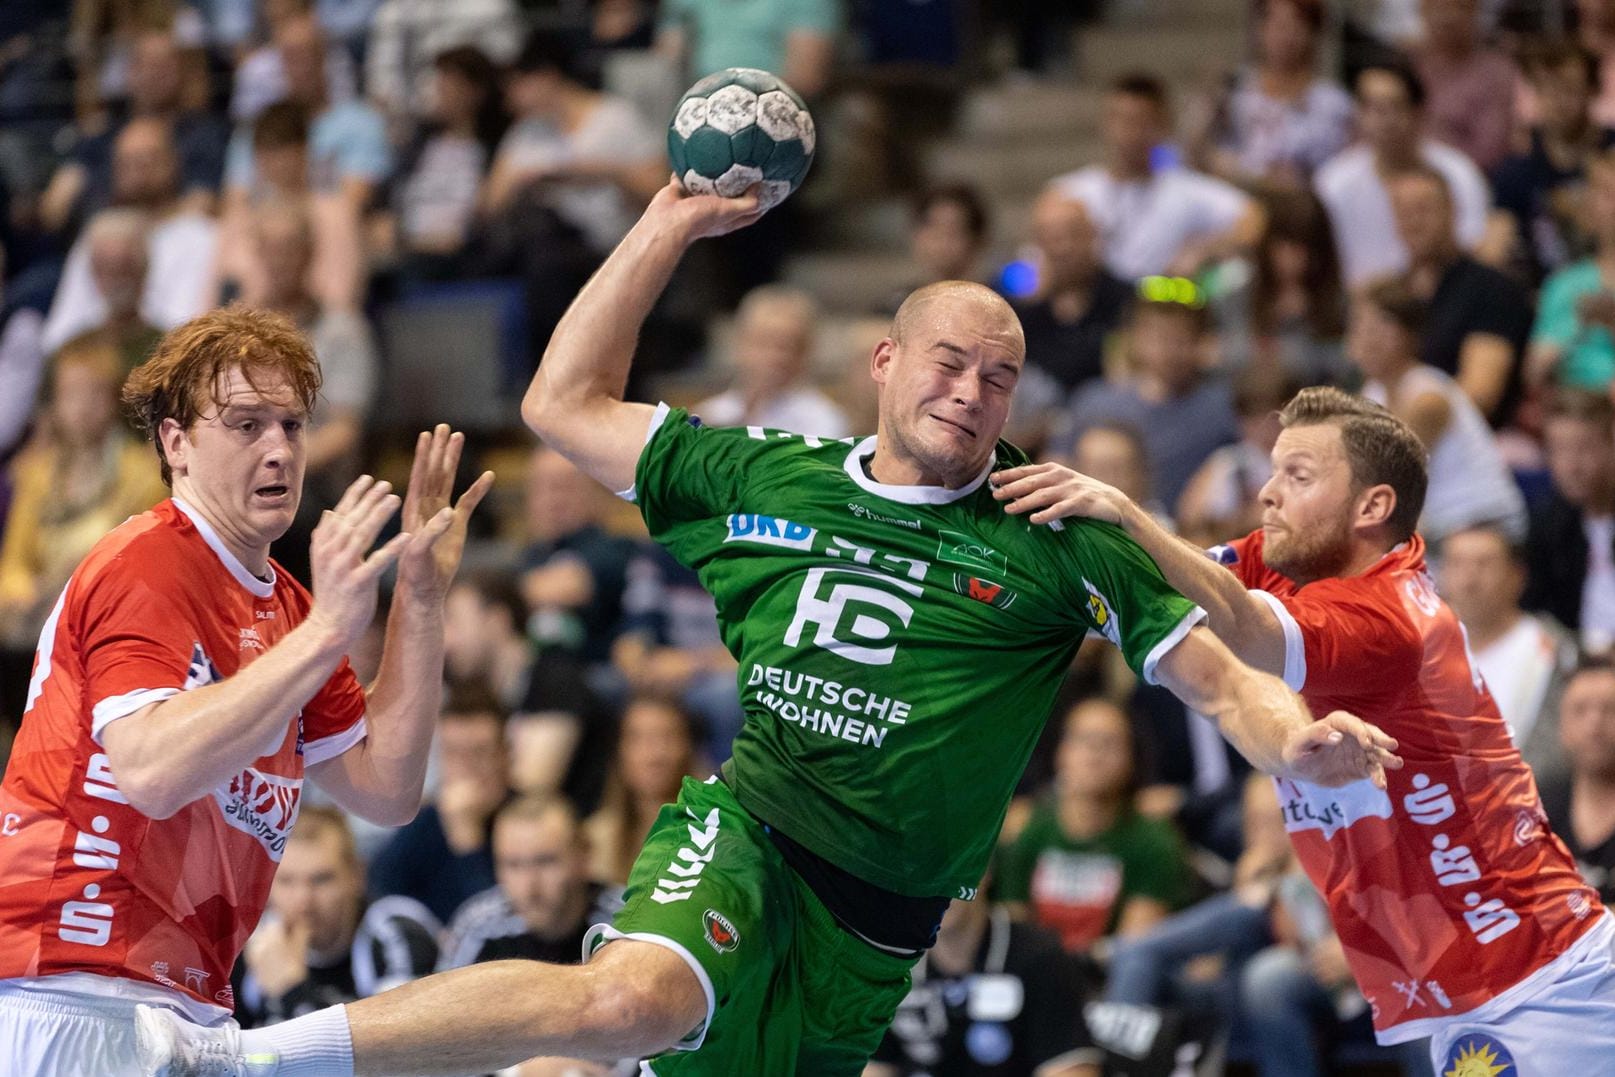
[134, 1004, 278, 1077]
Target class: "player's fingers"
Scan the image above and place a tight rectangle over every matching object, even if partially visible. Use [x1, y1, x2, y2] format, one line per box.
[454, 470, 496, 518]
[403, 430, 431, 502]
[333, 474, 376, 517]
[362, 531, 411, 576]
[409, 507, 457, 552]
[345, 491, 401, 556]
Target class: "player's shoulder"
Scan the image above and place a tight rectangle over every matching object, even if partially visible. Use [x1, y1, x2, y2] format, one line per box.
[70, 501, 192, 597]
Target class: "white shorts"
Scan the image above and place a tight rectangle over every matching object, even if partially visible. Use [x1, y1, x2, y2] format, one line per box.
[1426, 920, 1615, 1076]
[0, 976, 230, 1077]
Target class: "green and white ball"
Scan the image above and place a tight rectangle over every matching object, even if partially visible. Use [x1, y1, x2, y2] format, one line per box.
[668, 68, 815, 211]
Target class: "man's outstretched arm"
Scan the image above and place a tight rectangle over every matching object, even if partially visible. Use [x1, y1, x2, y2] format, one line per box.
[1154, 625, 1400, 789]
[521, 179, 768, 493]
[993, 462, 1288, 674]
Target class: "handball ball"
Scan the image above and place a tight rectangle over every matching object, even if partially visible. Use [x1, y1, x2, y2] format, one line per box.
[668, 68, 815, 212]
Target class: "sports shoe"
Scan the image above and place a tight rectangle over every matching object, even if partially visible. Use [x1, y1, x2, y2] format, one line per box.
[134, 1004, 279, 1076]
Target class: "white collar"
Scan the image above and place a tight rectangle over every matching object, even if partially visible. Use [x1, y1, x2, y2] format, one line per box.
[841, 436, 993, 505]
[171, 497, 276, 598]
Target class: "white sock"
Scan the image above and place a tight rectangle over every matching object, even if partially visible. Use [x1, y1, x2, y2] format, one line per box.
[240, 1004, 355, 1077]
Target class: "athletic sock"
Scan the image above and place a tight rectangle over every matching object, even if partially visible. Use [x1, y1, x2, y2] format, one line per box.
[239, 1004, 355, 1077]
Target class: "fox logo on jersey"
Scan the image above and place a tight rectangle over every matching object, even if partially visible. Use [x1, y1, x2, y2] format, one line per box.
[703, 909, 740, 953]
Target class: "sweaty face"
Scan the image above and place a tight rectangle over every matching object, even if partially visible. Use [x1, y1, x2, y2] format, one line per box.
[874, 294, 1024, 486]
[165, 366, 308, 562]
[1258, 424, 1360, 582]
[269, 832, 362, 954]
[493, 814, 585, 938]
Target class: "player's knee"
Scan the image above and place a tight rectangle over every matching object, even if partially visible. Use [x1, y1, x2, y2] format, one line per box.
[580, 943, 707, 1055]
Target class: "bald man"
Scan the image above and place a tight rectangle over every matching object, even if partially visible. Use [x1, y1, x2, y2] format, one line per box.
[142, 182, 1399, 1077]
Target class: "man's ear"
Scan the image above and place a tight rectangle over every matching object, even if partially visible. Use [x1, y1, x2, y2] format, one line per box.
[870, 337, 897, 387]
[158, 417, 189, 479]
[1356, 482, 1398, 532]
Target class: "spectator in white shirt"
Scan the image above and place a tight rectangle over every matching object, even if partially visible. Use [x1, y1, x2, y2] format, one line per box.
[364, 0, 520, 128]
[1439, 524, 1575, 783]
[1349, 277, 1526, 545]
[1313, 61, 1492, 286]
[695, 286, 850, 437]
[1050, 73, 1266, 281]
[42, 119, 217, 355]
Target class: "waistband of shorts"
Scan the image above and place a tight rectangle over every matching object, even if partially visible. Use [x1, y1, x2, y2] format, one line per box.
[0, 973, 228, 1026]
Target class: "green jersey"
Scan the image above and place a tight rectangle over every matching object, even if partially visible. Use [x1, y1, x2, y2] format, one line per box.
[632, 406, 1202, 898]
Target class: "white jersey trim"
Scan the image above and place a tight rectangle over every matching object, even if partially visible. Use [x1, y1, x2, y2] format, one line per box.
[0, 971, 231, 1027]
[1374, 912, 1615, 1045]
[171, 498, 276, 598]
[22, 587, 69, 717]
[583, 924, 715, 1052]
[90, 687, 182, 744]
[1250, 589, 1307, 692]
[842, 437, 994, 505]
[1141, 605, 1208, 686]
[617, 403, 673, 503]
[303, 715, 368, 766]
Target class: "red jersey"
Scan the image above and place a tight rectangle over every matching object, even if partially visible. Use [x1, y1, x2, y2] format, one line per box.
[1221, 529, 1605, 1042]
[0, 499, 367, 1014]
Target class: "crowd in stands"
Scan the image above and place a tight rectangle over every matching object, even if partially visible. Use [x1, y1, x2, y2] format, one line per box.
[4, 0, 1615, 1074]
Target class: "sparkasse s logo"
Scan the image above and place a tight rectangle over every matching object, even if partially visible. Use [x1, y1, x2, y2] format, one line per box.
[703, 909, 740, 954]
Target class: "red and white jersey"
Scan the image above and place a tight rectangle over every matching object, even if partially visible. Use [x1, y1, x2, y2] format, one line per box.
[0, 498, 367, 1015]
[1219, 529, 1605, 1042]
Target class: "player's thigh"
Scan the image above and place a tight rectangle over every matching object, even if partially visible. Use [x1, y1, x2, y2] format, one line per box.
[793, 876, 920, 1077]
[593, 776, 805, 1072]
[1427, 932, 1615, 1075]
[0, 989, 144, 1076]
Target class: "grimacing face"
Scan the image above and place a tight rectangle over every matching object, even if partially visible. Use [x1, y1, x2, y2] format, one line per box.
[872, 291, 1024, 487]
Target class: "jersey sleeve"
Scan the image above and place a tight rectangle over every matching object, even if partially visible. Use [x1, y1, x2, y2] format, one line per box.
[1264, 578, 1422, 702]
[79, 560, 203, 743]
[632, 404, 786, 540]
[1053, 520, 1205, 685]
[301, 658, 368, 766]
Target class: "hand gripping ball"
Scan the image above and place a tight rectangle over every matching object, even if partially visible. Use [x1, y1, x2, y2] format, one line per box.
[668, 68, 816, 212]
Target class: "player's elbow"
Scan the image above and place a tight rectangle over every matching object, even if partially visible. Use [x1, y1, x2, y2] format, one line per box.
[576, 974, 695, 1057]
[354, 790, 423, 828]
[117, 771, 196, 821]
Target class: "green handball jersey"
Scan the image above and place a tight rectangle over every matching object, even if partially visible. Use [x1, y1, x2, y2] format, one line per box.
[631, 406, 1203, 898]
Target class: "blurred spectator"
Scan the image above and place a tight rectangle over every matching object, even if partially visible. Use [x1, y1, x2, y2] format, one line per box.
[1412, 0, 1518, 171]
[520, 444, 638, 666]
[1214, 188, 1350, 386]
[1239, 871, 1432, 1077]
[41, 209, 163, 376]
[230, 0, 359, 123]
[1574, 0, 1615, 129]
[216, 101, 365, 311]
[1105, 777, 1291, 1028]
[444, 570, 542, 709]
[1062, 298, 1240, 511]
[0, 334, 167, 652]
[482, 30, 663, 257]
[250, 200, 375, 583]
[66, 0, 203, 126]
[387, 46, 507, 277]
[0, 245, 48, 458]
[1391, 166, 1531, 425]
[1015, 188, 1132, 395]
[583, 696, 701, 885]
[1493, 41, 1613, 286]
[1314, 62, 1491, 286]
[1192, 0, 1353, 188]
[368, 685, 508, 923]
[656, 0, 839, 100]
[235, 807, 439, 1028]
[1350, 277, 1527, 545]
[1069, 422, 1168, 527]
[1538, 657, 1615, 906]
[695, 286, 850, 436]
[1525, 388, 1615, 654]
[40, 28, 227, 236]
[363, 0, 518, 126]
[996, 699, 1192, 954]
[1051, 74, 1264, 281]
[440, 795, 623, 968]
[866, 888, 1102, 1077]
[614, 546, 742, 758]
[42, 123, 218, 354]
[1530, 148, 1615, 391]
[1178, 365, 1295, 545]
[225, 12, 390, 214]
[884, 183, 992, 313]
[1439, 525, 1576, 782]
[314, 0, 384, 51]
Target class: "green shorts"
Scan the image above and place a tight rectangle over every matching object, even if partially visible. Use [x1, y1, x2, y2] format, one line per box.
[584, 776, 919, 1076]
